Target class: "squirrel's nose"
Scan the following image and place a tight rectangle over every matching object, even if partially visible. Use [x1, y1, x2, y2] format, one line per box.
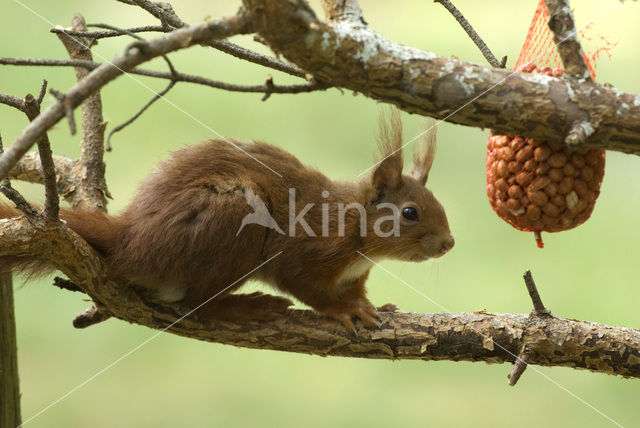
[440, 235, 455, 254]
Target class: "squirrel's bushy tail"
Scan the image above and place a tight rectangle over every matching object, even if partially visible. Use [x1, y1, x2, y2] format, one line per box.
[0, 204, 123, 278]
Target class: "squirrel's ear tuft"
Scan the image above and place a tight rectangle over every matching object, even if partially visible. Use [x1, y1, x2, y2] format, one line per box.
[410, 118, 437, 186]
[372, 108, 403, 190]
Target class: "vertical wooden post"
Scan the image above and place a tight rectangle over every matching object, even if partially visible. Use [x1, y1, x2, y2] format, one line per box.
[1, 273, 22, 427]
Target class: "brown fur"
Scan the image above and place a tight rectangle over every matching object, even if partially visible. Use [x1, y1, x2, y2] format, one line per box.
[0, 114, 454, 330]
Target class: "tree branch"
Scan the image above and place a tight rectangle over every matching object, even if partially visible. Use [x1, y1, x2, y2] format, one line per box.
[50, 24, 165, 40]
[523, 270, 550, 315]
[0, 94, 25, 112]
[544, 0, 591, 80]
[0, 217, 638, 381]
[119, 0, 307, 78]
[22, 82, 60, 222]
[92, 22, 180, 151]
[0, 83, 60, 221]
[0, 11, 250, 182]
[0, 134, 40, 220]
[0, 57, 328, 96]
[0, 58, 330, 98]
[57, 14, 110, 210]
[7, 152, 83, 204]
[241, 0, 640, 155]
[433, 0, 505, 68]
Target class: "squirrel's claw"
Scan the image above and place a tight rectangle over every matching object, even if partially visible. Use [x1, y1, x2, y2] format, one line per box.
[331, 312, 356, 333]
[354, 301, 380, 327]
[324, 297, 386, 333]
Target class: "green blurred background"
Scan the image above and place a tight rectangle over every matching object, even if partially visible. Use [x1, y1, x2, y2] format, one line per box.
[1, 0, 639, 427]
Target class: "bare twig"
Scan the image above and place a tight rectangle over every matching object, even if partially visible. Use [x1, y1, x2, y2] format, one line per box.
[544, 0, 591, 80]
[434, 0, 504, 68]
[106, 80, 176, 150]
[0, 183, 39, 219]
[86, 22, 156, 39]
[0, 135, 39, 218]
[50, 25, 165, 39]
[119, 0, 307, 78]
[49, 88, 77, 135]
[57, 14, 110, 211]
[22, 81, 60, 222]
[91, 22, 180, 151]
[0, 83, 60, 237]
[523, 270, 550, 315]
[0, 57, 96, 68]
[507, 270, 552, 385]
[0, 94, 27, 112]
[209, 40, 307, 78]
[0, 57, 327, 96]
[0, 12, 249, 183]
[508, 348, 533, 386]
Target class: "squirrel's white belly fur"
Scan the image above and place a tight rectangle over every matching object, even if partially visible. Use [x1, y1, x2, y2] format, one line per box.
[335, 258, 377, 295]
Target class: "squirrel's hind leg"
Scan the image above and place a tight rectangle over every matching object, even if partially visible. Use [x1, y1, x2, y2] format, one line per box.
[191, 292, 293, 322]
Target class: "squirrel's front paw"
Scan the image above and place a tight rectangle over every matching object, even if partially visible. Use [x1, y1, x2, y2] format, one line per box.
[322, 297, 382, 333]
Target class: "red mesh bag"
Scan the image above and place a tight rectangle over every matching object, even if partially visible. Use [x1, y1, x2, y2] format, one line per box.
[486, 0, 609, 248]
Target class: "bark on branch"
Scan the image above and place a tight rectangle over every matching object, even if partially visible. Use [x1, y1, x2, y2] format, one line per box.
[0, 217, 638, 381]
[242, 0, 640, 155]
[544, 0, 591, 80]
[57, 14, 110, 210]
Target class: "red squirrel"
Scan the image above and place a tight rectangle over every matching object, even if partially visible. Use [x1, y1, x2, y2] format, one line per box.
[1, 111, 454, 331]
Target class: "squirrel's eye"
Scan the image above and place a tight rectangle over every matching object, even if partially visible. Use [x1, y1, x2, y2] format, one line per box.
[402, 207, 419, 221]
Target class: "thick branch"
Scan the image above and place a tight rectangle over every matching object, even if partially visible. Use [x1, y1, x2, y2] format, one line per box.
[242, 0, 640, 155]
[544, 0, 591, 80]
[0, 12, 249, 181]
[0, 218, 638, 380]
